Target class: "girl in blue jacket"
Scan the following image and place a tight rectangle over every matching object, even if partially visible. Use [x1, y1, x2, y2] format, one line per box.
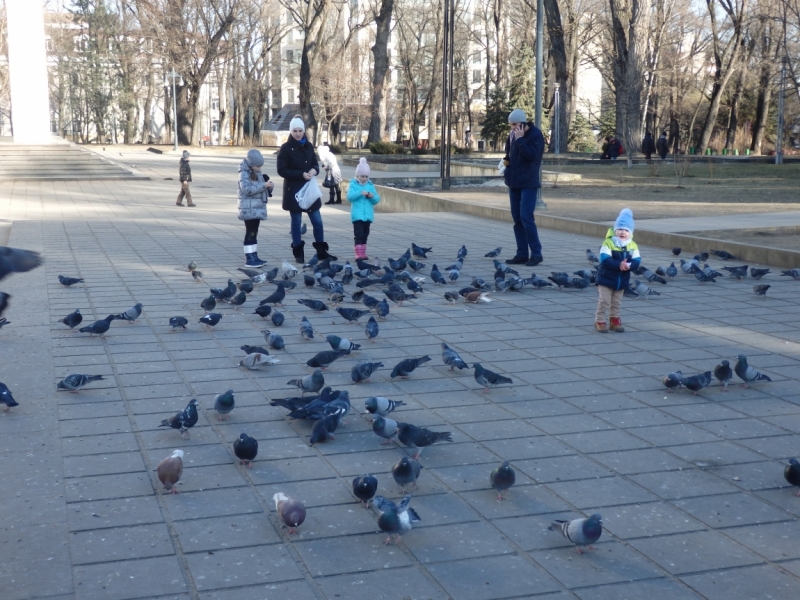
[346, 158, 380, 259]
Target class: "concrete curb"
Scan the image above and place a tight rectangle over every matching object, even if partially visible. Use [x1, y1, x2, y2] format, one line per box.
[373, 185, 800, 269]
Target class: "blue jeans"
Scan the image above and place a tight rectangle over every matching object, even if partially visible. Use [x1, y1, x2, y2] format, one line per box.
[290, 210, 324, 246]
[509, 187, 542, 258]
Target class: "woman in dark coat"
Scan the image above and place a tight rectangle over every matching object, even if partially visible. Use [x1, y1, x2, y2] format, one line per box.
[641, 132, 655, 161]
[277, 116, 336, 263]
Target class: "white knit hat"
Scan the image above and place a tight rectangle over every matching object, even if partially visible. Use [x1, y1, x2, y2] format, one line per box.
[355, 157, 370, 177]
[289, 116, 305, 132]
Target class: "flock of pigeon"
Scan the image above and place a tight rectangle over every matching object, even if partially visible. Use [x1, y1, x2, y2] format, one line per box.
[2, 236, 800, 552]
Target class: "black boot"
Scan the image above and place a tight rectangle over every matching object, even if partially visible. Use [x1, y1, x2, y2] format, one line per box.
[312, 241, 337, 262]
[292, 241, 305, 264]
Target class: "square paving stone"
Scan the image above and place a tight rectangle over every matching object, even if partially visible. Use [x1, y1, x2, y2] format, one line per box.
[405, 521, 516, 564]
[602, 502, 706, 539]
[666, 441, 766, 467]
[557, 429, 652, 453]
[461, 484, 573, 520]
[455, 419, 544, 441]
[185, 545, 303, 591]
[697, 418, 789, 440]
[61, 432, 140, 457]
[66, 471, 154, 502]
[69, 523, 174, 565]
[534, 413, 614, 435]
[628, 424, 721, 447]
[166, 487, 264, 521]
[314, 566, 449, 600]
[199, 579, 319, 600]
[245, 456, 338, 484]
[293, 534, 412, 576]
[175, 513, 281, 551]
[680, 564, 800, 600]
[515, 455, 614, 483]
[482, 436, 576, 461]
[673, 492, 792, 528]
[736, 434, 800, 459]
[255, 477, 352, 509]
[68, 495, 164, 532]
[60, 416, 133, 438]
[630, 469, 740, 500]
[291, 503, 384, 539]
[63, 452, 146, 478]
[430, 462, 536, 493]
[722, 521, 800, 561]
[546, 476, 658, 509]
[591, 448, 691, 475]
[1, 558, 74, 600]
[628, 530, 764, 575]
[73, 555, 187, 600]
[711, 461, 788, 491]
[573, 577, 703, 600]
[425, 554, 561, 600]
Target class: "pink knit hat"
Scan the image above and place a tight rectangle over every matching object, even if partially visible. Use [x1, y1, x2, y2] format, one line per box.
[355, 157, 370, 177]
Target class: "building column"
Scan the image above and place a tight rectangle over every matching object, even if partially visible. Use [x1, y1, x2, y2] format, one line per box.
[6, 0, 52, 144]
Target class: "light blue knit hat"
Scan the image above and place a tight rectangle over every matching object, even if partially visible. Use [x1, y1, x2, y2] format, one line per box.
[614, 208, 634, 233]
[246, 149, 264, 167]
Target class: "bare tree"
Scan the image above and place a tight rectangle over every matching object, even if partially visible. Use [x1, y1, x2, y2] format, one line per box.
[366, 0, 395, 143]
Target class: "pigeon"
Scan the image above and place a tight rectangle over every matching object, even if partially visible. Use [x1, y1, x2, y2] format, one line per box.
[714, 360, 733, 392]
[329, 291, 345, 304]
[306, 349, 348, 369]
[352, 361, 383, 383]
[327, 334, 360, 353]
[353, 475, 378, 508]
[392, 456, 422, 492]
[297, 298, 328, 312]
[156, 450, 184, 494]
[672, 247, 681, 256]
[262, 329, 285, 350]
[365, 316, 379, 340]
[624, 285, 639, 298]
[430, 265, 446, 284]
[784, 459, 800, 496]
[372, 415, 399, 444]
[710, 249, 736, 260]
[288, 369, 325, 395]
[270, 395, 314, 412]
[465, 291, 491, 303]
[750, 268, 770, 280]
[61, 309, 83, 329]
[238, 267, 261, 278]
[440, 343, 468, 370]
[694, 270, 717, 283]
[680, 259, 700, 275]
[494, 260, 519, 275]
[200, 295, 216, 312]
[586, 249, 599, 264]
[734, 355, 771, 388]
[375, 495, 421, 545]
[407, 259, 425, 272]
[390, 355, 431, 379]
[299, 316, 314, 339]
[633, 280, 660, 297]
[662, 371, 682, 392]
[0, 317, 10, 329]
[490, 461, 516, 500]
[679, 371, 713, 395]
[484, 247, 502, 258]
[57, 374, 105, 392]
[282, 260, 298, 279]
[407, 279, 424, 294]
[473, 363, 513, 391]
[0, 382, 19, 411]
[310, 410, 341, 445]
[361, 293, 379, 309]
[549, 514, 603, 553]
[303, 273, 316, 287]
[254, 305, 272, 318]
[260, 284, 286, 306]
[264, 267, 279, 281]
[58, 275, 84, 287]
[703, 264, 724, 278]
[159, 399, 199, 439]
[227, 291, 247, 308]
[449, 269, 459, 282]
[213, 390, 235, 419]
[694, 252, 710, 262]
[780, 269, 800, 280]
[337, 307, 371, 322]
[237, 280, 253, 293]
[273, 492, 306, 534]
[722, 265, 748, 279]
[112, 303, 143, 323]
[169, 316, 188, 330]
[79, 315, 115, 337]
[0, 246, 42, 281]
[753, 284, 770, 296]
[199, 313, 222, 329]
[233, 433, 258, 468]
[411, 243, 431, 258]
[444, 291, 459, 303]
[639, 268, 667, 284]
[365, 397, 405, 416]
[210, 279, 237, 300]
[666, 263, 678, 278]
[271, 311, 285, 326]
[285, 388, 339, 420]
[375, 299, 390, 318]
[655, 266, 666, 276]
[241, 344, 270, 356]
[397, 423, 453, 459]
[457, 245, 468, 259]
[187, 261, 198, 272]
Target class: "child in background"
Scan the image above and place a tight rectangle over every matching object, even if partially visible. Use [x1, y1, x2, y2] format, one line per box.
[176, 150, 195, 206]
[595, 208, 640, 333]
[318, 144, 342, 204]
[346, 157, 380, 260]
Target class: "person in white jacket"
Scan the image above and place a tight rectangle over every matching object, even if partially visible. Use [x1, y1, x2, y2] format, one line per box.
[318, 144, 342, 205]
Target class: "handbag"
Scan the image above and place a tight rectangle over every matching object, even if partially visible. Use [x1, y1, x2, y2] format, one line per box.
[295, 177, 322, 210]
[322, 170, 334, 188]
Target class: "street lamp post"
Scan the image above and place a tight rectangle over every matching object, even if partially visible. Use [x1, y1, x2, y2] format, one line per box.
[440, 0, 455, 190]
[534, 0, 546, 207]
[169, 67, 179, 152]
[553, 83, 561, 154]
[776, 56, 788, 166]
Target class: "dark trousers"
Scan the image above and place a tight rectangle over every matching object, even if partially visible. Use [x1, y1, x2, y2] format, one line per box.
[509, 188, 542, 259]
[328, 184, 341, 203]
[353, 220, 371, 245]
[244, 219, 260, 245]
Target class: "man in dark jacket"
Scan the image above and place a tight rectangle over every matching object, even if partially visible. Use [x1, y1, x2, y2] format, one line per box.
[641, 132, 655, 161]
[176, 150, 195, 206]
[656, 132, 669, 160]
[503, 109, 545, 267]
[276, 116, 336, 263]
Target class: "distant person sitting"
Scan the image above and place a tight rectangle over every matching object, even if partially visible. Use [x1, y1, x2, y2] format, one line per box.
[608, 137, 622, 160]
[600, 136, 611, 160]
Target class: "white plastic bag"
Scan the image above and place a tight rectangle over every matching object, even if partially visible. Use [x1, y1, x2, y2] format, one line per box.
[295, 177, 322, 210]
[497, 158, 506, 175]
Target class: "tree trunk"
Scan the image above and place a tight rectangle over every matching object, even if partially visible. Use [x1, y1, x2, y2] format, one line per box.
[367, 0, 394, 144]
[543, 0, 570, 153]
[141, 66, 154, 144]
[298, 0, 331, 144]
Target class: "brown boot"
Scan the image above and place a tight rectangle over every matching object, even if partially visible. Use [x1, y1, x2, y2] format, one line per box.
[610, 317, 625, 332]
[595, 322, 608, 333]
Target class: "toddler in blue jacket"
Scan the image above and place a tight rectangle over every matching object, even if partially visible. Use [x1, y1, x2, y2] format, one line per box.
[595, 208, 640, 333]
[346, 157, 380, 259]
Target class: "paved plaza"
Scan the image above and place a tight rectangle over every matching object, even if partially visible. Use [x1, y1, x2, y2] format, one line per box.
[2, 151, 800, 600]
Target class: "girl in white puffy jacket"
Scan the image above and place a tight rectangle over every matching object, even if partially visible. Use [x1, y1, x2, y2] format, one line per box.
[318, 144, 342, 205]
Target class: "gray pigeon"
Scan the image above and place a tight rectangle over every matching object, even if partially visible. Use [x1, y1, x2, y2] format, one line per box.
[199, 313, 222, 328]
[0, 382, 19, 410]
[365, 397, 404, 416]
[233, 433, 258, 468]
[473, 363, 513, 391]
[679, 371, 712, 395]
[780, 269, 800, 280]
[57, 374, 105, 392]
[169, 316, 188, 330]
[213, 390, 235, 420]
[633, 280, 660, 297]
[310, 409, 341, 445]
[549, 514, 603, 553]
[79, 315, 115, 337]
[353, 475, 378, 508]
[306, 349, 348, 369]
[58, 275, 84, 286]
[61, 309, 83, 329]
[352, 361, 383, 383]
[261, 329, 285, 350]
[372, 415, 399, 444]
[441, 342, 468, 370]
[784, 458, 800, 496]
[391, 456, 422, 492]
[390, 355, 431, 379]
[288, 369, 325, 395]
[713, 360, 733, 392]
[365, 316, 379, 340]
[490, 461, 516, 500]
[734, 355, 771, 388]
[113, 303, 143, 323]
[662, 371, 682, 392]
[397, 423, 453, 459]
[374, 495, 421, 545]
[666, 263, 678, 278]
[485, 247, 502, 258]
[586, 249, 599, 264]
[299, 316, 314, 339]
[0, 247, 42, 282]
[273, 492, 306, 534]
[326, 334, 360, 353]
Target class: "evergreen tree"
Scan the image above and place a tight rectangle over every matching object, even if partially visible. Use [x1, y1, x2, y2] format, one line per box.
[481, 88, 510, 149]
[507, 43, 536, 121]
[568, 113, 598, 152]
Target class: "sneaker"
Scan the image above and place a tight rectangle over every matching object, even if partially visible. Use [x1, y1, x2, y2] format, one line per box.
[176, 202, 184, 206]
[526, 256, 543, 267]
[505, 256, 528, 265]
[595, 322, 608, 333]
[187, 203, 196, 207]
